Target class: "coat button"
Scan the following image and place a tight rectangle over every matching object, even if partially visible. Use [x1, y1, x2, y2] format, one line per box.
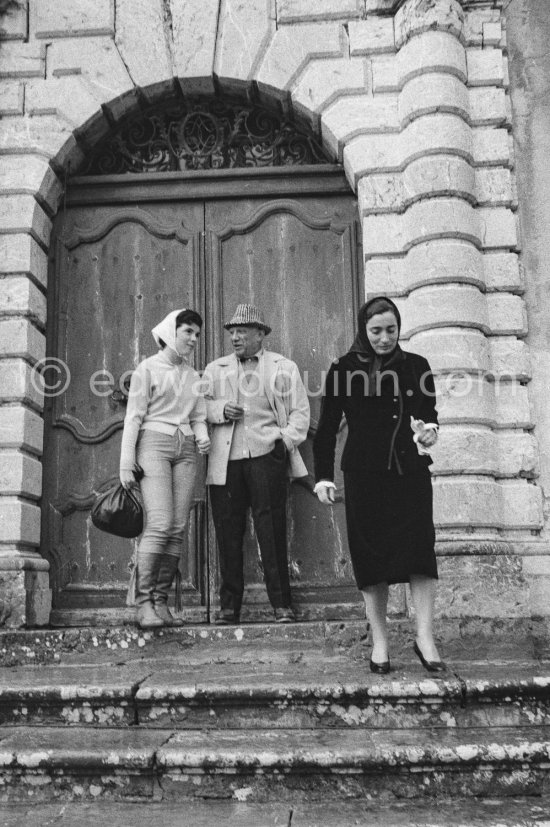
[392, 415, 398, 420]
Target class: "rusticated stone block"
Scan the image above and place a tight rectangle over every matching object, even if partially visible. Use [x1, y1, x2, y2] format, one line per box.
[484, 252, 523, 293]
[277, 0, 362, 24]
[478, 208, 517, 250]
[215, 0, 275, 92]
[433, 476, 501, 528]
[0, 450, 42, 499]
[495, 383, 532, 429]
[32, 0, 114, 38]
[402, 114, 471, 166]
[404, 241, 484, 292]
[397, 31, 467, 86]
[0, 234, 47, 288]
[0, 276, 46, 327]
[472, 128, 510, 166]
[405, 198, 481, 249]
[0, 80, 23, 115]
[0, 195, 51, 250]
[431, 425, 496, 476]
[363, 256, 406, 295]
[482, 22, 503, 48]
[466, 49, 504, 87]
[362, 213, 403, 256]
[0, 0, 27, 40]
[0, 498, 40, 545]
[500, 480, 543, 529]
[0, 42, 45, 78]
[358, 172, 403, 214]
[0, 359, 43, 411]
[487, 294, 527, 337]
[395, 0, 464, 49]
[496, 431, 539, 479]
[25, 78, 110, 148]
[344, 134, 401, 184]
[397, 284, 489, 338]
[475, 168, 513, 207]
[322, 95, 399, 160]
[402, 155, 475, 204]
[435, 554, 529, 619]
[469, 87, 507, 127]
[434, 375, 495, 426]
[0, 318, 46, 363]
[464, 8, 501, 46]
[171, 0, 218, 94]
[291, 58, 368, 131]
[0, 155, 62, 218]
[371, 57, 398, 93]
[0, 406, 43, 456]
[348, 18, 395, 55]
[47, 37, 133, 109]
[256, 23, 344, 104]
[489, 337, 531, 381]
[0, 115, 85, 173]
[407, 329, 490, 373]
[115, 0, 172, 89]
[398, 74, 469, 126]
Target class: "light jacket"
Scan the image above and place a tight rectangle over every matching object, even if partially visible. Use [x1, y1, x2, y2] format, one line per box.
[203, 350, 310, 485]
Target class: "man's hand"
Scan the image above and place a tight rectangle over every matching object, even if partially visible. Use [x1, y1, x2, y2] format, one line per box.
[315, 481, 336, 505]
[224, 402, 244, 421]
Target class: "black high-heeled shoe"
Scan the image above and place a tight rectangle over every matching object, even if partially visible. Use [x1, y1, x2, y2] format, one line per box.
[369, 658, 391, 674]
[413, 641, 446, 673]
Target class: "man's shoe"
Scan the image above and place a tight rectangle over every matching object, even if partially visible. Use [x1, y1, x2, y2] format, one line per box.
[274, 607, 296, 623]
[214, 609, 240, 625]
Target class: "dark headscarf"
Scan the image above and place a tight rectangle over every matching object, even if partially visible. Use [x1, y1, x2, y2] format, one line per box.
[349, 296, 404, 396]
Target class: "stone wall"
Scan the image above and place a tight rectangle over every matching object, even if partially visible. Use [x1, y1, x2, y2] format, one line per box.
[0, 0, 547, 626]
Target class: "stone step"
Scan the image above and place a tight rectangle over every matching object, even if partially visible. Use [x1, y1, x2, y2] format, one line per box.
[1, 659, 549, 730]
[2, 797, 550, 826]
[0, 725, 549, 802]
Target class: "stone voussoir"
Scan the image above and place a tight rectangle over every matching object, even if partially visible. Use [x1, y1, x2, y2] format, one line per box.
[291, 57, 368, 132]
[31, 0, 114, 39]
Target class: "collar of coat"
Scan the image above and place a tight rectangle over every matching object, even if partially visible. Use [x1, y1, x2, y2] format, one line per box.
[215, 350, 286, 368]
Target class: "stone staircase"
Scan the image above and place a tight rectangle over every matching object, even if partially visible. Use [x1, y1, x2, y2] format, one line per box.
[0, 620, 549, 810]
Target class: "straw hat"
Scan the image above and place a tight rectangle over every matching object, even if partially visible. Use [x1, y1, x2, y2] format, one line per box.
[224, 303, 271, 335]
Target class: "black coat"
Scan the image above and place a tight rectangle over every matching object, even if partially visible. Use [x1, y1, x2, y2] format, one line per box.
[313, 349, 438, 482]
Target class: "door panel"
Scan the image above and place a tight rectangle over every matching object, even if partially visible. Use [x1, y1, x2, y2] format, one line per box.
[42, 203, 207, 622]
[205, 194, 363, 620]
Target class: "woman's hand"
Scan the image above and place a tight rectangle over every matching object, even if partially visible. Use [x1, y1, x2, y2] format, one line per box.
[196, 436, 211, 455]
[417, 428, 438, 448]
[120, 468, 138, 490]
[314, 481, 336, 505]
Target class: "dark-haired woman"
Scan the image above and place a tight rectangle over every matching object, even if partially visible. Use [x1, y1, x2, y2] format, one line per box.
[313, 297, 444, 674]
[120, 309, 210, 629]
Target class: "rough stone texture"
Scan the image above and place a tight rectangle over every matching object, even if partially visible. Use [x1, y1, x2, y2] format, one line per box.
[494, 383, 532, 430]
[0, 276, 46, 327]
[467, 48, 505, 87]
[348, 18, 395, 56]
[434, 477, 542, 531]
[402, 114, 471, 166]
[31, 0, 114, 38]
[0, 570, 25, 627]
[464, 8, 501, 47]
[0, 80, 23, 116]
[486, 294, 527, 337]
[24, 78, 110, 148]
[0, 0, 27, 41]
[0, 318, 46, 363]
[478, 207, 517, 250]
[344, 134, 401, 184]
[322, 95, 399, 160]
[0, 451, 42, 500]
[0, 359, 44, 411]
[472, 127, 510, 166]
[215, 0, 275, 92]
[277, 0, 362, 24]
[395, 0, 464, 50]
[0, 116, 85, 174]
[398, 73, 469, 125]
[436, 555, 531, 619]
[469, 87, 507, 127]
[484, 252, 523, 293]
[0, 42, 45, 78]
[489, 337, 531, 380]
[47, 37, 132, 101]
[170, 0, 219, 95]
[0, 498, 40, 545]
[0, 406, 44, 456]
[0, 195, 51, 250]
[397, 31, 467, 87]
[114, 0, 172, 89]
[0, 156, 63, 218]
[291, 57, 368, 130]
[408, 328, 490, 372]
[397, 284, 488, 338]
[475, 167, 513, 207]
[256, 23, 344, 105]
[0, 235, 48, 288]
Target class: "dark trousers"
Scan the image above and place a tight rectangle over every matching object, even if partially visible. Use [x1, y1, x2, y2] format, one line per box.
[209, 442, 291, 614]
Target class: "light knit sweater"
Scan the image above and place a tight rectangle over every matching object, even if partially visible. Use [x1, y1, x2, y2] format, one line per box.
[119, 349, 208, 472]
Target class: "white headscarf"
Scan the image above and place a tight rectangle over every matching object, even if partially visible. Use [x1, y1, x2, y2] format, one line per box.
[151, 309, 187, 356]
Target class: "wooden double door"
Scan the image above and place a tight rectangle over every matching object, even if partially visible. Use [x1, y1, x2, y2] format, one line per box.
[42, 168, 363, 625]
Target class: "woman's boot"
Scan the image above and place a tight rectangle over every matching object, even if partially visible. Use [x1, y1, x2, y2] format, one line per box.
[153, 555, 184, 627]
[136, 553, 163, 629]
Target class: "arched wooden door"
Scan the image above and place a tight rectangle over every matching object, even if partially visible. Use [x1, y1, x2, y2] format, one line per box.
[41, 100, 363, 625]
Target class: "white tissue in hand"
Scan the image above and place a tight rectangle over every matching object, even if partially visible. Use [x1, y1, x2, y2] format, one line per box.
[410, 416, 437, 455]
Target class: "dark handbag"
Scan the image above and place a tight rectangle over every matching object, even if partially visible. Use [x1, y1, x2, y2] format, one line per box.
[91, 469, 144, 538]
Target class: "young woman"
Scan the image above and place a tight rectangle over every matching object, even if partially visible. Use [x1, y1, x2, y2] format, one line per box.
[313, 297, 444, 674]
[120, 309, 210, 629]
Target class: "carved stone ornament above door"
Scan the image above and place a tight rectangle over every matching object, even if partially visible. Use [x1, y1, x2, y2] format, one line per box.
[79, 97, 331, 176]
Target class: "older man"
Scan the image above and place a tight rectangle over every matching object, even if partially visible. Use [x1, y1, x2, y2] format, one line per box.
[203, 304, 310, 624]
